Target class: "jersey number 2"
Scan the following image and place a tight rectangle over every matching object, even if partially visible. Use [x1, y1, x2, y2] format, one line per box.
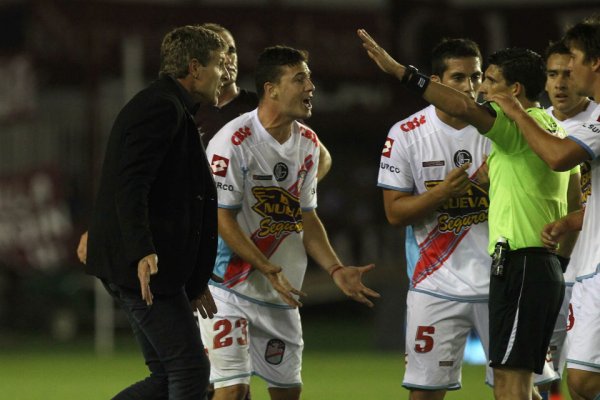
[213, 319, 248, 349]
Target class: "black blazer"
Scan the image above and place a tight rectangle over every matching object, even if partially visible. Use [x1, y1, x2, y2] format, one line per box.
[86, 76, 217, 300]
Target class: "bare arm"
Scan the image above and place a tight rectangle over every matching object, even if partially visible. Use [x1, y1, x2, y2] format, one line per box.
[556, 172, 583, 258]
[357, 29, 495, 133]
[302, 209, 380, 307]
[541, 208, 585, 250]
[383, 163, 472, 226]
[218, 208, 306, 307]
[489, 93, 590, 171]
[317, 141, 332, 181]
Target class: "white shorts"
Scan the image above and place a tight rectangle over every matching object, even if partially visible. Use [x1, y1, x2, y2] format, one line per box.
[198, 286, 304, 388]
[542, 284, 573, 378]
[566, 275, 600, 373]
[403, 290, 492, 390]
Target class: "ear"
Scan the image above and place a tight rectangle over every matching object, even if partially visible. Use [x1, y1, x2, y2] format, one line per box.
[264, 82, 278, 100]
[430, 75, 441, 83]
[591, 56, 600, 73]
[188, 58, 202, 80]
[511, 82, 523, 98]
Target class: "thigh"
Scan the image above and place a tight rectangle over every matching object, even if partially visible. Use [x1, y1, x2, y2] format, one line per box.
[567, 276, 600, 372]
[249, 305, 303, 389]
[199, 287, 253, 388]
[403, 291, 472, 390]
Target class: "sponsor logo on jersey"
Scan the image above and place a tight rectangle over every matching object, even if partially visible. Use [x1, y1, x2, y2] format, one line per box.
[382, 138, 394, 158]
[252, 186, 302, 238]
[453, 150, 473, 167]
[300, 126, 319, 147]
[253, 174, 273, 181]
[216, 182, 234, 191]
[273, 162, 289, 182]
[400, 115, 426, 132]
[265, 339, 285, 365]
[210, 154, 230, 177]
[231, 126, 252, 145]
[580, 161, 591, 205]
[583, 122, 600, 134]
[423, 161, 445, 167]
[424, 179, 489, 234]
[380, 162, 401, 173]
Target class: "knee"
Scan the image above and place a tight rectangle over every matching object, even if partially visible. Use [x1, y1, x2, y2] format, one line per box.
[213, 384, 249, 400]
[567, 370, 600, 398]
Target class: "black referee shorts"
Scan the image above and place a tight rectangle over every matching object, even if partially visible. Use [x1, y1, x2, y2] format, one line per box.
[488, 247, 565, 374]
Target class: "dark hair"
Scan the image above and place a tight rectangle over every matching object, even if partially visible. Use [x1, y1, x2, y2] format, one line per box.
[255, 46, 309, 99]
[431, 38, 482, 77]
[159, 25, 225, 79]
[488, 48, 545, 101]
[544, 40, 571, 61]
[563, 16, 600, 63]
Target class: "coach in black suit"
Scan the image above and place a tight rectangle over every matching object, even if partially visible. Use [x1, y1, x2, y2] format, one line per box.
[86, 25, 228, 400]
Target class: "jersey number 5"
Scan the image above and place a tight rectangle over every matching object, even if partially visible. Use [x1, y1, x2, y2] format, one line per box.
[213, 318, 248, 349]
[415, 326, 435, 353]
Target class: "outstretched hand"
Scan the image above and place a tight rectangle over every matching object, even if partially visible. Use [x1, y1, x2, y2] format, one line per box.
[357, 29, 403, 78]
[262, 264, 307, 308]
[332, 264, 381, 308]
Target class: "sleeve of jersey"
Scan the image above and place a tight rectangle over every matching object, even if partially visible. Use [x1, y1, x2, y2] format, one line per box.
[377, 123, 414, 193]
[300, 140, 319, 212]
[567, 122, 600, 160]
[206, 133, 244, 209]
[481, 102, 525, 154]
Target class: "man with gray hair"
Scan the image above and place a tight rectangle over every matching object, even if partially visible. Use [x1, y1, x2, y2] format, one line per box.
[86, 25, 229, 400]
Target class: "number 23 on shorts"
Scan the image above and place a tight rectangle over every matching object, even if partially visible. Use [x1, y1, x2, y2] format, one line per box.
[212, 318, 249, 349]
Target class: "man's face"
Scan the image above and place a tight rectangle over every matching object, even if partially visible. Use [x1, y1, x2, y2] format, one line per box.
[568, 47, 595, 98]
[478, 64, 513, 101]
[438, 57, 482, 100]
[217, 30, 238, 88]
[271, 61, 315, 120]
[193, 49, 229, 105]
[546, 53, 587, 118]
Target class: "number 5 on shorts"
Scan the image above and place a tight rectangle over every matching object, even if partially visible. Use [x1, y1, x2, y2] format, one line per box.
[415, 325, 435, 353]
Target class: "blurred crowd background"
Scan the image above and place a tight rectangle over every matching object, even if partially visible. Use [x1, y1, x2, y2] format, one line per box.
[0, 0, 598, 352]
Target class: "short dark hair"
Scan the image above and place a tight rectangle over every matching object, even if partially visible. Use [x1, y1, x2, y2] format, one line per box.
[159, 25, 225, 79]
[563, 16, 600, 63]
[545, 40, 571, 61]
[200, 22, 232, 37]
[255, 46, 309, 99]
[488, 48, 545, 101]
[431, 38, 482, 77]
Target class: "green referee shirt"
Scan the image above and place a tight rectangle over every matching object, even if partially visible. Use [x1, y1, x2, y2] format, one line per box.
[483, 102, 577, 254]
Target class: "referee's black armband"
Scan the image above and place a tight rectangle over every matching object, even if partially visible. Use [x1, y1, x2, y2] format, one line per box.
[400, 65, 430, 95]
[556, 255, 570, 273]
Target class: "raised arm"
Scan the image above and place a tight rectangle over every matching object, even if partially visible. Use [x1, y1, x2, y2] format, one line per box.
[357, 29, 495, 133]
[489, 93, 590, 171]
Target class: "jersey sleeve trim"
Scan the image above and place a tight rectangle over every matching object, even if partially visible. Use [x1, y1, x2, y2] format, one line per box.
[218, 203, 242, 210]
[378, 182, 413, 192]
[567, 136, 596, 160]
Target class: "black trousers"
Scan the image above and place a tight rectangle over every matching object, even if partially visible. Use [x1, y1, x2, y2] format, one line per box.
[103, 281, 209, 400]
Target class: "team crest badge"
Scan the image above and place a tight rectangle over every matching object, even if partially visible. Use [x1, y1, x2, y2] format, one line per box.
[265, 338, 286, 365]
[453, 150, 472, 167]
[273, 162, 289, 182]
[211, 154, 230, 177]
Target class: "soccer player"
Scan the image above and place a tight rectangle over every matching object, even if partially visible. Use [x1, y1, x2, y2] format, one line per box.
[197, 23, 332, 181]
[484, 17, 600, 400]
[358, 29, 579, 400]
[377, 38, 493, 400]
[538, 39, 594, 400]
[200, 46, 380, 400]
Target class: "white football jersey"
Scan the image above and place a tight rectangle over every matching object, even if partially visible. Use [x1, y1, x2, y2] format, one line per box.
[564, 102, 600, 281]
[378, 105, 492, 301]
[546, 101, 597, 283]
[206, 109, 319, 307]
